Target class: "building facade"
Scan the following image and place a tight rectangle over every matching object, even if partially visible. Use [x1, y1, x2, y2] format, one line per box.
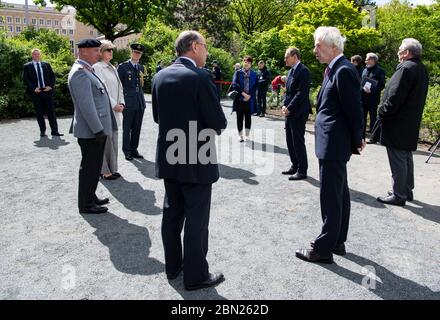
[0, 2, 99, 55]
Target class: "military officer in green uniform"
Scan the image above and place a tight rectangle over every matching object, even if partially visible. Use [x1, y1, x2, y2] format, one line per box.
[117, 43, 147, 160]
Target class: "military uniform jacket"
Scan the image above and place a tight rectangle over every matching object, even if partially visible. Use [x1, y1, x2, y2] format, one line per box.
[68, 60, 117, 139]
[117, 60, 146, 110]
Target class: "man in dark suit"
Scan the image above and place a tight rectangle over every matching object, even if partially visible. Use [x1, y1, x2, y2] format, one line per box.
[68, 39, 117, 214]
[22, 49, 63, 137]
[152, 30, 227, 290]
[117, 43, 146, 161]
[281, 47, 311, 181]
[296, 27, 365, 264]
[376, 38, 429, 206]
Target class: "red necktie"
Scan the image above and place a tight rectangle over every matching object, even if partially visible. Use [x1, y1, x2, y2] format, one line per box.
[324, 66, 330, 79]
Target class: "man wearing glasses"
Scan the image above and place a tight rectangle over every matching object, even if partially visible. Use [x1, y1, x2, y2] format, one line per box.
[117, 43, 147, 161]
[376, 38, 429, 206]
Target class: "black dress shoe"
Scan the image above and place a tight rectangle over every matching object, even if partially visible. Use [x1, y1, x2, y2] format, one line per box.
[40, 132, 47, 137]
[79, 205, 108, 214]
[295, 249, 334, 264]
[367, 139, 377, 144]
[310, 241, 346, 256]
[101, 174, 117, 180]
[167, 266, 183, 280]
[131, 152, 144, 159]
[377, 194, 405, 206]
[388, 190, 413, 201]
[185, 272, 225, 291]
[288, 172, 307, 181]
[282, 167, 298, 175]
[125, 154, 133, 161]
[51, 132, 64, 136]
[95, 197, 110, 206]
[259, 113, 265, 117]
[112, 172, 122, 178]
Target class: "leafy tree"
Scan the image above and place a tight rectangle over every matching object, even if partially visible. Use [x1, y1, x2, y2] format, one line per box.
[173, 0, 234, 49]
[229, 0, 298, 35]
[34, 0, 178, 41]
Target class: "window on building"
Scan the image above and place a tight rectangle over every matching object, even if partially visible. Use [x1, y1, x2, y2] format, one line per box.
[39, 19, 44, 25]
[16, 26, 21, 33]
[15, 17, 21, 24]
[62, 29, 66, 35]
[54, 20, 59, 26]
[70, 40, 75, 53]
[69, 29, 74, 35]
[7, 17, 13, 24]
[67, 19, 72, 27]
[46, 19, 51, 26]
[8, 25, 13, 33]
[23, 18, 27, 24]
[89, 30, 94, 36]
[0, 17, 4, 24]
[31, 18, 36, 25]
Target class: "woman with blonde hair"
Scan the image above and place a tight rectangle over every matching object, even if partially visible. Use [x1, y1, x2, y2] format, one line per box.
[93, 40, 125, 179]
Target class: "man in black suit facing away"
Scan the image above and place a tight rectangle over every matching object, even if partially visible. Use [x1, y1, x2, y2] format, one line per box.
[281, 47, 312, 181]
[152, 30, 227, 290]
[22, 48, 63, 137]
[296, 27, 365, 264]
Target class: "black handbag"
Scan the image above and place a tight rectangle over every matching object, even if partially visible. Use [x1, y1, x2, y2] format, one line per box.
[227, 90, 239, 100]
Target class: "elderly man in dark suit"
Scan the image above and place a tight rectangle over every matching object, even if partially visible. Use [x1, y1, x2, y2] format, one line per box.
[68, 39, 117, 214]
[296, 27, 365, 264]
[281, 47, 312, 181]
[376, 38, 429, 206]
[22, 49, 62, 137]
[152, 30, 227, 291]
[118, 43, 146, 161]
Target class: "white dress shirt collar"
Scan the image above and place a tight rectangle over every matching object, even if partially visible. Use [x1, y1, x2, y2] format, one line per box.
[328, 53, 344, 69]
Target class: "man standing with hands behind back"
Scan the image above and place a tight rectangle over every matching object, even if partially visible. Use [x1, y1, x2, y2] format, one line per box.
[118, 43, 146, 161]
[296, 27, 365, 264]
[23, 48, 63, 137]
[152, 30, 227, 291]
[281, 47, 311, 181]
[68, 39, 116, 215]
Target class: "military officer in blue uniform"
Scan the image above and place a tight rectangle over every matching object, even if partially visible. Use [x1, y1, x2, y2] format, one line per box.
[117, 43, 147, 161]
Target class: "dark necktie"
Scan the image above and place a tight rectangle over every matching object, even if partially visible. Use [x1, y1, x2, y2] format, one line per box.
[36, 62, 45, 88]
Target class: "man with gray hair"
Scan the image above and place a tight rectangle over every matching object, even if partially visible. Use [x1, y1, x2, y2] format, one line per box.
[361, 52, 385, 141]
[152, 30, 227, 290]
[296, 27, 365, 264]
[376, 38, 428, 206]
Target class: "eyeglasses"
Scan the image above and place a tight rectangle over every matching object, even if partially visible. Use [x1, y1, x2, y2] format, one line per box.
[196, 42, 208, 50]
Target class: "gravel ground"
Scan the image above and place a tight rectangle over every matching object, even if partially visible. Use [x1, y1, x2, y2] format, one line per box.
[0, 95, 439, 300]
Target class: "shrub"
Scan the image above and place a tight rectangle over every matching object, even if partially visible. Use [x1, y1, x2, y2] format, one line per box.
[422, 85, 440, 140]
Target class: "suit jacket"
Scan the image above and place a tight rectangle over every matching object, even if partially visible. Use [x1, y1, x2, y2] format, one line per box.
[152, 57, 227, 184]
[284, 62, 312, 117]
[117, 60, 146, 110]
[315, 56, 363, 162]
[378, 57, 428, 151]
[361, 64, 386, 107]
[68, 60, 117, 139]
[22, 61, 55, 95]
[230, 68, 258, 114]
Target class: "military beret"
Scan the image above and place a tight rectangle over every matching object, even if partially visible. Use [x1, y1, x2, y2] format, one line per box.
[77, 38, 102, 48]
[130, 43, 145, 52]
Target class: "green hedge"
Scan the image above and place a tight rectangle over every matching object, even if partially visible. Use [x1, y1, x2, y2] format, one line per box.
[0, 29, 74, 119]
[422, 85, 440, 139]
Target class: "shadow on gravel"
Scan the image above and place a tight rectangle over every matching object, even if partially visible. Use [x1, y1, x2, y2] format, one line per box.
[322, 253, 440, 300]
[131, 158, 159, 180]
[403, 200, 440, 224]
[167, 277, 227, 300]
[101, 178, 161, 215]
[218, 164, 259, 185]
[81, 211, 164, 275]
[249, 140, 288, 156]
[33, 136, 70, 150]
[305, 176, 387, 209]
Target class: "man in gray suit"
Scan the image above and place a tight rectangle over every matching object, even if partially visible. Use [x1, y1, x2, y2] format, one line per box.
[68, 39, 117, 214]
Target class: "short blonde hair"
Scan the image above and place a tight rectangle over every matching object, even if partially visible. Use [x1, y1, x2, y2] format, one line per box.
[100, 40, 115, 52]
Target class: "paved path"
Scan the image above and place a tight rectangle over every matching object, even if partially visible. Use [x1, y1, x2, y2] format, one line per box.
[0, 96, 439, 300]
